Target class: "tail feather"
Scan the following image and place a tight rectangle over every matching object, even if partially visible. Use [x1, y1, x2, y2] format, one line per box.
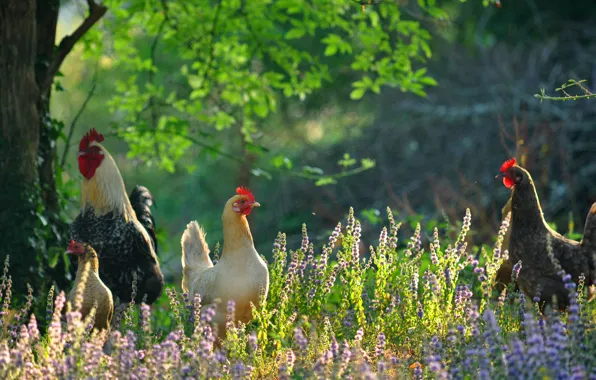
[181, 221, 212, 293]
[129, 185, 158, 253]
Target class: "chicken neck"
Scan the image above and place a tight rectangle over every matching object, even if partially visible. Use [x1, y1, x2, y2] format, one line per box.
[80, 143, 135, 221]
[510, 177, 549, 235]
[221, 208, 256, 259]
[76, 255, 100, 275]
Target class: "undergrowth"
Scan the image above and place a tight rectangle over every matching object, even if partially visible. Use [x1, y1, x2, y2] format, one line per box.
[0, 208, 595, 378]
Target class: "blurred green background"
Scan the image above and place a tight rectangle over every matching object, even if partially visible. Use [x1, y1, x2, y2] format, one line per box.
[49, 0, 596, 289]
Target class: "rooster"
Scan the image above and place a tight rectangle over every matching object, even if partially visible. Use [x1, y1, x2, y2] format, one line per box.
[69, 129, 164, 306]
[66, 240, 113, 331]
[181, 187, 269, 338]
[497, 157, 596, 309]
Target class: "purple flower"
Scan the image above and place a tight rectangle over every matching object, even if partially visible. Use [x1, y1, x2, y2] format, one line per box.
[417, 301, 424, 319]
[378, 227, 388, 249]
[294, 326, 308, 351]
[346, 208, 355, 235]
[329, 222, 342, 249]
[410, 271, 419, 298]
[354, 328, 364, 342]
[413, 364, 423, 379]
[375, 332, 386, 358]
[300, 223, 309, 253]
[248, 332, 258, 353]
[512, 261, 522, 282]
[141, 303, 151, 333]
[313, 349, 333, 377]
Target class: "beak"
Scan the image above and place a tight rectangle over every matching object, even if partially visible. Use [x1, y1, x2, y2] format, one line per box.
[65, 248, 74, 255]
[495, 173, 504, 179]
[251, 201, 261, 208]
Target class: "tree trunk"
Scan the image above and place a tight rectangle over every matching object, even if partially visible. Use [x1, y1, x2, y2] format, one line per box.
[0, 0, 106, 302]
[0, 0, 44, 296]
[36, 0, 60, 217]
[35, 0, 73, 288]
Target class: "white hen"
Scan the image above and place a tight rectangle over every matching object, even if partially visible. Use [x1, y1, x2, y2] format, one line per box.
[181, 187, 269, 337]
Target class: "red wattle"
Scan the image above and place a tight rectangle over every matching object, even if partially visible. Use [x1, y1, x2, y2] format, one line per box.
[503, 176, 515, 189]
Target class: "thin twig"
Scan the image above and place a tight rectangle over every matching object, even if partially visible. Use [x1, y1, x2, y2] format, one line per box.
[535, 79, 596, 102]
[40, 0, 108, 95]
[148, 18, 167, 158]
[60, 69, 99, 167]
[195, 0, 223, 89]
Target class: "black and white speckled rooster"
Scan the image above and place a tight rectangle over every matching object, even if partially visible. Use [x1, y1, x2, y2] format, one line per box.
[69, 128, 164, 306]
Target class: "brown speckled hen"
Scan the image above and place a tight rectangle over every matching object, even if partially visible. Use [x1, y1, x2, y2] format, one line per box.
[66, 241, 113, 330]
[497, 158, 596, 309]
[69, 129, 164, 306]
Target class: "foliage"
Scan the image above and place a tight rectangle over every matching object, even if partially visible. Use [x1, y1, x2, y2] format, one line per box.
[81, 0, 444, 180]
[1, 207, 595, 378]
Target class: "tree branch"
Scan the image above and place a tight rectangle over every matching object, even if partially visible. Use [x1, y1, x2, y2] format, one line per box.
[60, 67, 98, 168]
[40, 0, 107, 95]
[148, 18, 167, 158]
[535, 79, 596, 102]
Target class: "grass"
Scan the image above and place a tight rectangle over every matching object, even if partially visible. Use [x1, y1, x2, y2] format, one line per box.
[0, 207, 595, 378]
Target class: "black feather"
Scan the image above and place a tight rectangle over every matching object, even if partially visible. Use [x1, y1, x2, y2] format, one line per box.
[129, 185, 158, 254]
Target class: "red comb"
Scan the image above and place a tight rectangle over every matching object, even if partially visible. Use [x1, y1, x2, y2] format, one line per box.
[236, 186, 255, 202]
[67, 240, 77, 251]
[79, 128, 105, 151]
[500, 158, 516, 172]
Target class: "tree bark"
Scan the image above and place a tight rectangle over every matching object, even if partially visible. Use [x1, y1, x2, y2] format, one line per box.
[0, 0, 43, 295]
[36, 0, 60, 217]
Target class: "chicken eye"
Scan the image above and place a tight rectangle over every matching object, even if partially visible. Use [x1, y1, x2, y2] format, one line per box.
[241, 200, 246, 204]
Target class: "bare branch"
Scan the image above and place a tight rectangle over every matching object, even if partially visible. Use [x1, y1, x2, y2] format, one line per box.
[350, 0, 383, 5]
[40, 0, 107, 95]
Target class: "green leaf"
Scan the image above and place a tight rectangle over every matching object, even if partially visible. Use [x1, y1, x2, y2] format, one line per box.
[271, 155, 293, 169]
[47, 247, 63, 269]
[420, 76, 438, 86]
[285, 28, 305, 40]
[253, 102, 269, 118]
[324, 44, 338, 56]
[338, 153, 357, 168]
[188, 75, 203, 89]
[315, 177, 337, 186]
[303, 166, 324, 175]
[361, 158, 376, 169]
[350, 87, 366, 100]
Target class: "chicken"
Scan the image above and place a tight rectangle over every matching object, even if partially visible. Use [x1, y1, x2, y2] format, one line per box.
[66, 240, 114, 330]
[181, 187, 269, 338]
[69, 128, 164, 305]
[497, 157, 596, 309]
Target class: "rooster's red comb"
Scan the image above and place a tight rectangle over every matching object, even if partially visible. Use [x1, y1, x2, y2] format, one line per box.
[500, 158, 516, 173]
[79, 128, 105, 151]
[236, 186, 255, 202]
